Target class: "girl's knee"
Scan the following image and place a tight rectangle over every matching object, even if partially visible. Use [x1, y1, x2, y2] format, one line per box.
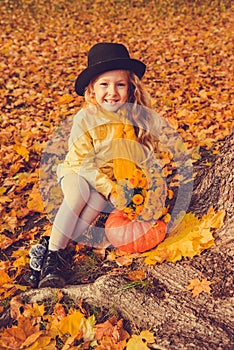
[88, 190, 107, 211]
[61, 174, 90, 214]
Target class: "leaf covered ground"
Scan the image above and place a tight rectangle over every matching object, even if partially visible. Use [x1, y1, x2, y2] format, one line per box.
[0, 0, 233, 348]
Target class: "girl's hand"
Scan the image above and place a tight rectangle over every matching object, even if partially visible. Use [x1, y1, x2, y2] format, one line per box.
[109, 194, 116, 206]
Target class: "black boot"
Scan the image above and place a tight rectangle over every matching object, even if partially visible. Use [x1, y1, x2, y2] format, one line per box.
[27, 236, 50, 288]
[38, 250, 67, 288]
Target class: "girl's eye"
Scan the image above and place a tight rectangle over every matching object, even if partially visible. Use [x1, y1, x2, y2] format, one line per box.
[100, 82, 108, 87]
[118, 83, 126, 87]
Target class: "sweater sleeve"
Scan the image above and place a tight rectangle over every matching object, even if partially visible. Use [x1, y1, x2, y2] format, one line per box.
[59, 111, 115, 199]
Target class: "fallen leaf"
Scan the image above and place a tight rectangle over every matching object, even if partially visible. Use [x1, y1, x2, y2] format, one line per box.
[27, 190, 45, 213]
[0, 234, 14, 250]
[187, 278, 212, 297]
[124, 270, 146, 281]
[0, 271, 11, 286]
[115, 255, 134, 267]
[14, 144, 30, 161]
[59, 310, 85, 338]
[143, 208, 225, 264]
[95, 316, 125, 342]
[126, 330, 155, 349]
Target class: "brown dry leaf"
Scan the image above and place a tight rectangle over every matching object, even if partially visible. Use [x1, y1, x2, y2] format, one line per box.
[1, 212, 18, 233]
[125, 270, 146, 281]
[10, 295, 26, 320]
[95, 316, 119, 341]
[107, 249, 140, 266]
[93, 247, 107, 260]
[95, 336, 128, 350]
[0, 234, 14, 249]
[53, 303, 66, 321]
[115, 255, 134, 267]
[95, 316, 129, 348]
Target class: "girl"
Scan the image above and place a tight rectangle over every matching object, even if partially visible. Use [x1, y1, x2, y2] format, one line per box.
[37, 42, 158, 288]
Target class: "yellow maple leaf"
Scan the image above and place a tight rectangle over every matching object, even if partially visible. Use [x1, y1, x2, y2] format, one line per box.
[187, 278, 212, 297]
[21, 335, 55, 350]
[201, 207, 225, 229]
[59, 310, 85, 338]
[126, 330, 154, 350]
[139, 330, 155, 343]
[143, 208, 225, 264]
[29, 302, 45, 317]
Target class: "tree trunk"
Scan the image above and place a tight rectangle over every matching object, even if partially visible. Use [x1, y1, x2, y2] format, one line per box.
[17, 130, 234, 349]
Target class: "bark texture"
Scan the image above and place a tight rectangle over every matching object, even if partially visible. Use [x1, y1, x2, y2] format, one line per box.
[19, 130, 234, 349]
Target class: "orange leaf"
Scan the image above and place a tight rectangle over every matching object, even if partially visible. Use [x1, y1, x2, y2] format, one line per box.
[0, 234, 14, 250]
[95, 316, 129, 344]
[54, 303, 66, 321]
[187, 278, 212, 297]
[0, 271, 11, 286]
[0, 316, 39, 349]
[27, 190, 45, 213]
[14, 144, 30, 161]
[58, 94, 74, 104]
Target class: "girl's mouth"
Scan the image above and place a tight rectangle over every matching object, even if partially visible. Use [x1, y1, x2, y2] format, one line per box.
[104, 100, 119, 105]
[102, 100, 123, 111]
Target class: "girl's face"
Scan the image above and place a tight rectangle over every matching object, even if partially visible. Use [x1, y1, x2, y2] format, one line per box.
[92, 70, 129, 112]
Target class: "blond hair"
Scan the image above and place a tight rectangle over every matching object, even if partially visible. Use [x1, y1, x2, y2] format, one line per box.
[84, 71, 158, 153]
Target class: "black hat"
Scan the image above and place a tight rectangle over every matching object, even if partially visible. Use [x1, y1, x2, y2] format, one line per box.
[75, 42, 146, 96]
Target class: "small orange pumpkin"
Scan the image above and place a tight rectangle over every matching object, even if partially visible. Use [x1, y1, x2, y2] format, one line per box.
[105, 209, 167, 253]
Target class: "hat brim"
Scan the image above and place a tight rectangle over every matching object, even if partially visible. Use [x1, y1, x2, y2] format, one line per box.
[75, 58, 146, 96]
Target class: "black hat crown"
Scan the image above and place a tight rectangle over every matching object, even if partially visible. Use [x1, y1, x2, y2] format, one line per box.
[88, 43, 130, 66]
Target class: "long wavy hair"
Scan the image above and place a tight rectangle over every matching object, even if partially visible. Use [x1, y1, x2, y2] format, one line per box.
[84, 71, 159, 153]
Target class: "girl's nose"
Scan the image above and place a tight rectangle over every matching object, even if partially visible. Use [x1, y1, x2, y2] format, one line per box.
[108, 84, 117, 95]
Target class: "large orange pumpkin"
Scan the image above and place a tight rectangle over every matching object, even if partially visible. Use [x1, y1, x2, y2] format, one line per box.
[105, 209, 167, 253]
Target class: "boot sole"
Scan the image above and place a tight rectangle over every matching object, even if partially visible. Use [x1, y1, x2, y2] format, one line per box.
[38, 274, 66, 288]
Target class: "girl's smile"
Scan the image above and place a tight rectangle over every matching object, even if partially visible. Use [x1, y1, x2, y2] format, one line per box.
[93, 70, 129, 112]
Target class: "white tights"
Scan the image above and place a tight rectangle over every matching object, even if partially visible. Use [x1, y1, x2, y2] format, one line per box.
[48, 174, 107, 251]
